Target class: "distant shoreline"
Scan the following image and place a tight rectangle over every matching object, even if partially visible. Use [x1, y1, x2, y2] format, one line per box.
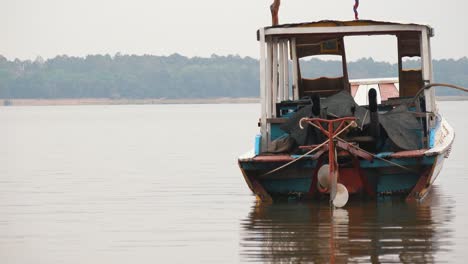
[2, 96, 468, 106]
[1, 98, 260, 106]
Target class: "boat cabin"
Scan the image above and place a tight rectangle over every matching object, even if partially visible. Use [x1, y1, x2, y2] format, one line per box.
[257, 20, 436, 153]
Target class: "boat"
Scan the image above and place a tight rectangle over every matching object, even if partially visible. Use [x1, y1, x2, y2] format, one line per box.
[238, 17, 456, 207]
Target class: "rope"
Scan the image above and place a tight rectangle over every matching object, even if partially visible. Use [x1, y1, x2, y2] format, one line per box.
[413, 83, 468, 100]
[305, 121, 416, 172]
[353, 0, 359, 20]
[262, 121, 356, 176]
[337, 138, 417, 172]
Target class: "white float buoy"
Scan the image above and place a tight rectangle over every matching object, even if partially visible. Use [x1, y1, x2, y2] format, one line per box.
[333, 183, 349, 208]
[317, 164, 330, 189]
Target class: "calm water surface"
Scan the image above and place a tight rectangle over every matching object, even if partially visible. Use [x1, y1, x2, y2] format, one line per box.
[1, 102, 467, 263]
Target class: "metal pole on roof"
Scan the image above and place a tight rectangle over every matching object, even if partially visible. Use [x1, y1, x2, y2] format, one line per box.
[354, 0, 360, 20]
[270, 0, 280, 26]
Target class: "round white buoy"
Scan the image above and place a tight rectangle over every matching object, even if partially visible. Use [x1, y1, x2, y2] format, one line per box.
[317, 164, 330, 189]
[333, 183, 349, 208]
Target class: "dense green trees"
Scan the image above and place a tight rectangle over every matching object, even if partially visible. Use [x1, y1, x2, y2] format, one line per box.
[0, 54, 467, 99]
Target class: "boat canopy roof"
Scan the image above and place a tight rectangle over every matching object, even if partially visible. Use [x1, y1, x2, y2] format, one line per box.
[258, 20, 433, 59]
[260, 20, 433, 40]
[266, 20, 432, 31]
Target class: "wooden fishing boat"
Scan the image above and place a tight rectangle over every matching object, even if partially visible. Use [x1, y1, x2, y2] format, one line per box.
[238, 20, 455, 207]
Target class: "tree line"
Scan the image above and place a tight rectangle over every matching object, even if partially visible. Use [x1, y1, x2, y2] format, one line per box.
[1, 54, 467, 99]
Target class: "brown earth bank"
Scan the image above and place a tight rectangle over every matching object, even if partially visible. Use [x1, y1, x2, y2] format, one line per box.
[2, 96, 468, 106]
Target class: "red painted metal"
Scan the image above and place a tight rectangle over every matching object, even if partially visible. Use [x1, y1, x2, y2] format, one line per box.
[338, 168, 362, 193]
[302, 117, 356, 201]
[306, 156, 325, 198]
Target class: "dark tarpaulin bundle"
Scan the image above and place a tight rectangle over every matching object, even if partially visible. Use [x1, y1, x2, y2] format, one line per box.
[280, 90, 422, 151]
[279, 104, 323, 147]
[280, 91, 370, 146]
[379, 105, 422, 150]
[321, 90, 370, 128]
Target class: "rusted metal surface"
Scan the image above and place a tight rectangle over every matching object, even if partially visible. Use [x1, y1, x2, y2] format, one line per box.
[270, 0, 280, 26]
[391, 149, 428, 158]
[253, 155, 294, 162]
[406, 169, 431, 202]
[301, 117, 356, 203]
[336, 140, 374, 161]
[251, 178, 273, 203]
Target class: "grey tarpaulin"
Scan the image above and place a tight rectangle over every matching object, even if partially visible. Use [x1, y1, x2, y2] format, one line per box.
[280, 91, 370, 146]
[321, 91, 370, 128]
[280, 104, 324, 146]
[280, 91, 422, 150]
[379, 105, 422, 150]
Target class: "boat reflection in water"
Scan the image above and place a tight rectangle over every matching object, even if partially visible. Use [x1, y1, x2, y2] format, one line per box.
[240, 187, 453, 263]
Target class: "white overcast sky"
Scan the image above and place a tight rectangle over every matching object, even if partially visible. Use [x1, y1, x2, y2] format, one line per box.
[1, 0, 467, 62]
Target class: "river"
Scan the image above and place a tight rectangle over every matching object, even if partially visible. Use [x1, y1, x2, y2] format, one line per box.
[1, 102, 467, 263]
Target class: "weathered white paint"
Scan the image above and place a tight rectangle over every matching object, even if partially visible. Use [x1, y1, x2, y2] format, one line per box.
[258, 28, 267, 151]
[351, 79, 398, 105]
[238, 149, 256, 161]
[350, 78, 398, 85]
[266, 40, 273, 120]
[283, 39, 290, 100]
[421, 28, 436, 129]
[354, 84, 382, 105]
[425, 117, 455, 156]
[291, 38, 299, 100]
[278, 40, 284, 102]
[272, 39, 278, 117]
[353, 84, 369, 105]
[265, 24, 429, 37]
[428, 154, 445, 185]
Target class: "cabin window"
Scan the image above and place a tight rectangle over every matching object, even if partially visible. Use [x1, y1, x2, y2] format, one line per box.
[343, 36, 398, 79]
[299, 55, 343, 79]
[401, 57, 422, 71]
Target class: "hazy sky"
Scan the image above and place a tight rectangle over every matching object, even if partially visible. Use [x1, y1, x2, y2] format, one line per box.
[1, 0, 467, 62]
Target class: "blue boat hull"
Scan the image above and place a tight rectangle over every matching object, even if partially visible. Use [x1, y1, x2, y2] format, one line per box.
[238, 154, 443, 202]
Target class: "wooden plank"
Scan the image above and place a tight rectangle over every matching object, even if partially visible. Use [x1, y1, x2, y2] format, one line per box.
[390, 149, 428, 158]
[283, 39, 290, 100]
[336, 140, 374, 161]
[253, 155, 294, 162]
[272, 39, 278, 117]
[266, 39, 273, 119]
[266, 118, 287, 124]
[278, 40, 284, 102]
[259, 28, 268, 152]
[291, 38, 299, 100]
